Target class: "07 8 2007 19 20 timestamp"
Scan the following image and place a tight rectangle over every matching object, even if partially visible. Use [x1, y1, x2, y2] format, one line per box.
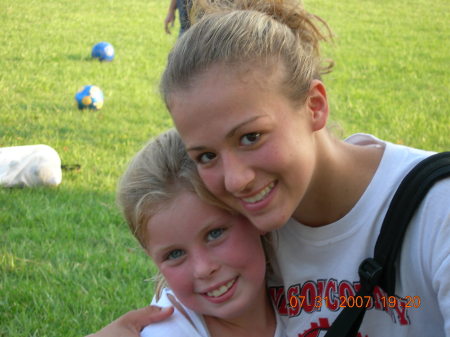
[288, 295, 421, 309]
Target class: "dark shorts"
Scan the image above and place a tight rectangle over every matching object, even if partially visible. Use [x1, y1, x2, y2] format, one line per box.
[176, 0, 191, 35]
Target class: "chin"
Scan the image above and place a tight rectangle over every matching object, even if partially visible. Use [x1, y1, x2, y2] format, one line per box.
[215, 304, 250, 320]
[253, 214, 287, 232]
[215, 296, 254, 319]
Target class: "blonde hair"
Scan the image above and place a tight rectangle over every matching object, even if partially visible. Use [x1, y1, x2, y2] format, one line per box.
[117, 128, 224, 251]
[161, 0, 333, 107]
[117, 128, 227, 297]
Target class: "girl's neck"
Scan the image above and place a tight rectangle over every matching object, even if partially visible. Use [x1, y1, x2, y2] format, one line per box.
[293, 131, 384, 227]
[203, 290, 276, 337]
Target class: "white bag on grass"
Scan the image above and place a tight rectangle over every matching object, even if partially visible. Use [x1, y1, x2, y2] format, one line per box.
[0, 145, 62, 187]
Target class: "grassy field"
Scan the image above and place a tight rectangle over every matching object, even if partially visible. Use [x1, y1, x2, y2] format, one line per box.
[0, 0, 448, 336]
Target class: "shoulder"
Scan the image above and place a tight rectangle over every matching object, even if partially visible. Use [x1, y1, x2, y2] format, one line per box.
[384, 146, 450, 251]
[348, 134, 442, 189]
[411, 175, 450, 244]
[400, 168, 450, 283]
[142, 289, 208, 337]
[345, 133, 434, 163]
[399, 175, 450, 328]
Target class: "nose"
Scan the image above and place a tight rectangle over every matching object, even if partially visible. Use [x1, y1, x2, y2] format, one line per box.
[222, 151, 255, 194]
[192, 248, 219, 279]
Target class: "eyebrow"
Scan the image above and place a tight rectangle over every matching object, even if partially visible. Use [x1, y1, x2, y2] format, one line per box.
[149, 217, 226, 256]
[185, 115, 266, 153]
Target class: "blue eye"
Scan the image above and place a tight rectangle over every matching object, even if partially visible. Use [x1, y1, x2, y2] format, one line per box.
[240, 133, 261, 146]
[207, 228, 225, 241]
[198, 152, 216, 164]
[167, 249, 184, 260]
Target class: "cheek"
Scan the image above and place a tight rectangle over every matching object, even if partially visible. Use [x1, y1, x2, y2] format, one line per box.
[161, 266, 201, 311]
[265, 136, 309, 178]
[240, 241, 266, 286]
[199, 169, 224, 195]
[159, 265, 192, 295]
[227, 228, 266, 276]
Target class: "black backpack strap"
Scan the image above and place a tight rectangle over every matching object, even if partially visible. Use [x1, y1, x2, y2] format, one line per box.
[324, 151, 450, 337]
[375, 151, 450, 294]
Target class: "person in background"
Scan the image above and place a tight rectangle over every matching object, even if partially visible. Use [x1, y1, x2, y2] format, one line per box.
[164, 0, 191, 35]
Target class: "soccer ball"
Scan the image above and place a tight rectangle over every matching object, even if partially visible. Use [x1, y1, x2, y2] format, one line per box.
[91, 42, 114, 61]
[75, 85, 104, 110]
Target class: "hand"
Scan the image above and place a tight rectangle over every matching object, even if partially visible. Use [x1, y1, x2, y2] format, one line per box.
[86, 306, 174, 337]
[164, 11, 176, 34]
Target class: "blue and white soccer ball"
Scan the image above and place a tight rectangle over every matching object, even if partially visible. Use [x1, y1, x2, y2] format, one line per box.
[75, 85, 104, 110]
[91, 42, 114, 61]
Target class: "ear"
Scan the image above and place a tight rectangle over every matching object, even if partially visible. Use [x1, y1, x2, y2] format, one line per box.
[306, 79, 329, 131]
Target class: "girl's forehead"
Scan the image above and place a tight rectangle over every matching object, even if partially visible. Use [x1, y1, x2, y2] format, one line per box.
[150, 192, 231, 228]
[185, 59, 285, 92]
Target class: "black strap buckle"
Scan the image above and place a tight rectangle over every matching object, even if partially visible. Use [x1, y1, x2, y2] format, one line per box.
[358, 258, 382, 293]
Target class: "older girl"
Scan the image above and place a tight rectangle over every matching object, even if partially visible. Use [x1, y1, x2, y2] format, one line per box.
[159, 0, 449, 336]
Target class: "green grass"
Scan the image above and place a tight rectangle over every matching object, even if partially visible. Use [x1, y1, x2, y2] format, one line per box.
[307, 0, 450, 148]
[0, 0, 448, 336]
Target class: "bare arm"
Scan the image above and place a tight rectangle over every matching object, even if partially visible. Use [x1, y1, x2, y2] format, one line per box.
[86, 306, 174, 337]
[164, 0, 177, 34]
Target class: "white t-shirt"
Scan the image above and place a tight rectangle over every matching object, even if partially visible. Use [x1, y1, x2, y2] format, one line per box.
[269, 134, 450, 337]
[141, 288, 287, 337]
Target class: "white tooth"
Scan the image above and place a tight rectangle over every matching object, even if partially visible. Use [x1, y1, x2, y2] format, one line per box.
[209, 285, 227, 297]
[243, 183, 274, 203]
[206, 280, 235, 297]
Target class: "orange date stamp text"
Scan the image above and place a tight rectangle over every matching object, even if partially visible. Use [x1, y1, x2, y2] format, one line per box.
[288, 295, 421, 309]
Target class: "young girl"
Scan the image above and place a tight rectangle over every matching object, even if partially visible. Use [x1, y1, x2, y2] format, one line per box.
[116, 128, 286, 337]
[87, 0, 449, 336]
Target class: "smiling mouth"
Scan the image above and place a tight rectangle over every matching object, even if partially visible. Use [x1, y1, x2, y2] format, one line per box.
[242, 182, 275, 203]
[205, 278, 236, 298]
